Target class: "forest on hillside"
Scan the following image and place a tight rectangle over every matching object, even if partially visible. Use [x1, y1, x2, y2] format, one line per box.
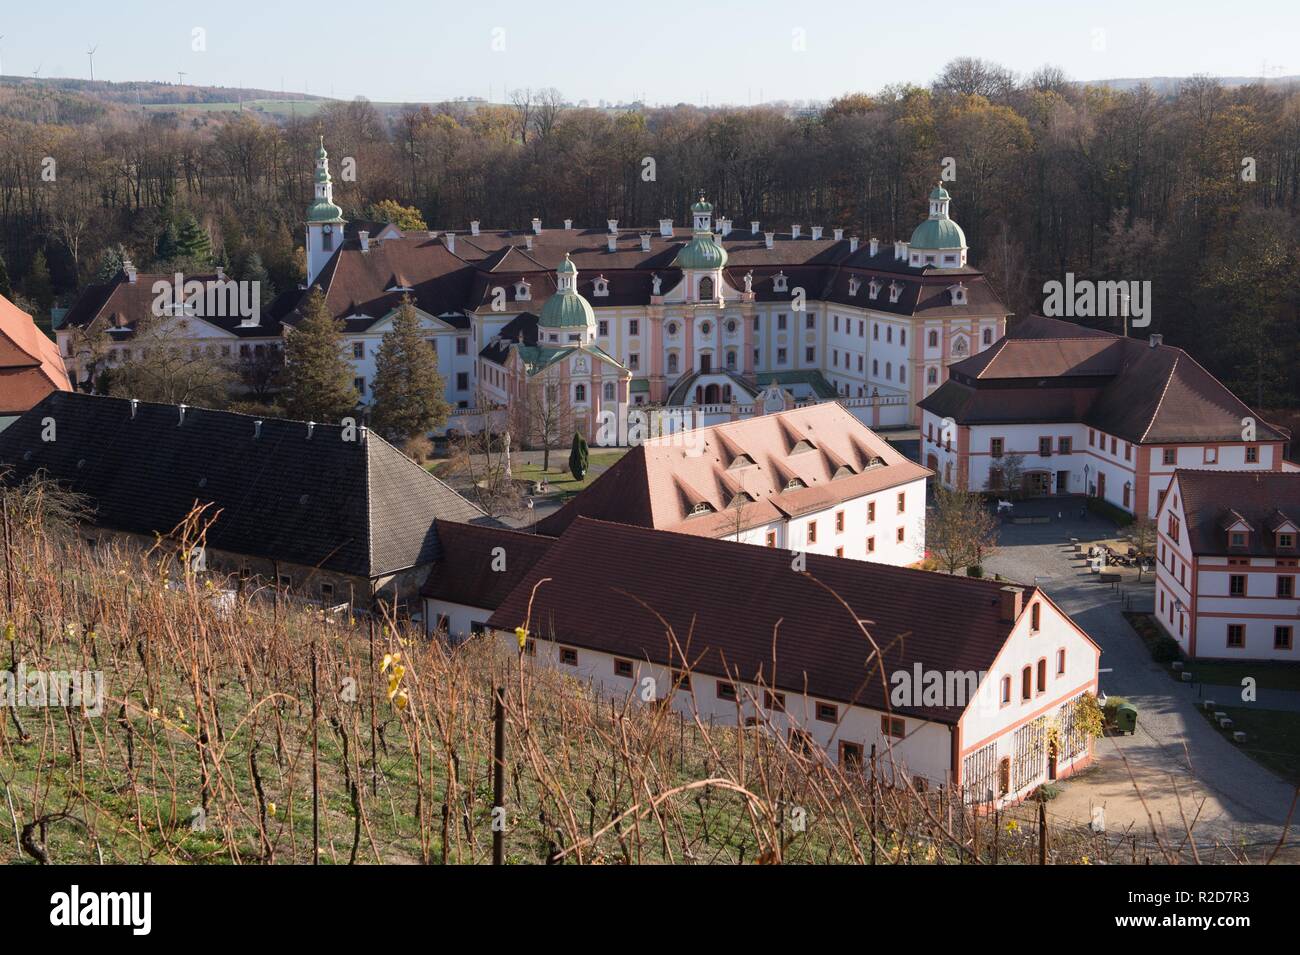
[0, 58, 1296, 408]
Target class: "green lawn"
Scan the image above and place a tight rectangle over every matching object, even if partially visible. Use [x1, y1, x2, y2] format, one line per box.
[1198, 705, 1300, 785]
[1124, 613, 1300, 691]
[513, 450, 626, 498]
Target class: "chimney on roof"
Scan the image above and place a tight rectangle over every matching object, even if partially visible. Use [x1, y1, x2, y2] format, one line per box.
[750, 220, 760, 234]
[607, 219, 619, 234]
[833, 228, 844, 241]
[524, 235, 533, 250]
[764, 231, 775, 250]
[894, 240, 905, 261]
[444, 231, 456, 254]
[849, 236, 859, 253]
[253, 419, 263, 439]
[640, 233, 652, 252]
[359, 230, 370, 253]
[470, 220, 480, 236]
[1149, 334, 1163, 348]
[811, 226, 823, 241]
[659, 218, 673, 237]
[870, 237, 879, 257]
[606, 234, 618, 252]
[306, 421, 316, 439]
[177, 404, 188, 426]
[999, 586, 1024, 624]
[129, 398, 139, 418]
[720, 217, 732, 237]
[122, 258, 137, 284]
[791, 224, 802, 239]
[563, 218, 573, 230]
[215, 265, 225, 281]
[531, 218, 542, 234]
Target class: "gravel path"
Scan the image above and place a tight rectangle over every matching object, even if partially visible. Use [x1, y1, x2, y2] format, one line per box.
[983, 497, 1297, 851]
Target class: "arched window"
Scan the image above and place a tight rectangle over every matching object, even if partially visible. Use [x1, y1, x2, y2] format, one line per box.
[927, 367, 938, 385]
[1021, 667, 1032, 701]
[1030, 602, 1041, 631]
[574, 384, 586, 402]
[983, 327, 993, 345]
[725, 350, 736, 370]
[1000, 676, 1011, 704]
[899, 365, 906, 383]
[1036, 659, 1047, 693]
[699, 276, 714, 300]
[928, 330, 939, 348]
[885, 362, 892, 379]
[603, 382, 615, 401]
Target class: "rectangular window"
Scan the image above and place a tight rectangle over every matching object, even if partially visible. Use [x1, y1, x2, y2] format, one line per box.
[816, 701, 838, 722]
[354, 377, 366, 394]
[763, 691, 786, 711]
[765, 530, 777, 548]
[1058, 436, 1072, 455]
[320, 583, 334, 603]
[897, 492, 905, 514]
[628, 319, 639, 335]
[867, 501, 876, 523]
[776, 348, 787, 364]
[990, 438, 1004, 458]
[839, 741, 864, 769]
[1163, 448, 1176, 465]
[1246, 446, 1259, 463]
[614, 658, 634, 678]
[835, 510, 845, 533]
[352, 342, 365, 359]
[805, 346, 815, 362]
[807, 521, 817, 544]
[1276, 627, 1294, 650]
[806, 314, 815, 329]
[716, 681, 737, 702]
[880, 715, 905, 739]
[1229, 575, 1246, 596]
[560, 647, 578, 666]
[627, 352, 640, 370]
[1056, 648, 1066, 675]
[456, 337, 468, 355]
[896, 526, 905, 543]
[456, 372, 469, 391]
[1203, 446, 1218, 464]
[597, 320, 608, 336]
[777, 314, 787, 331]
[1227, 625, 1245, 648]
[834, 546, 844, 557]
[1088, 429, 1095, 447]
[1280, 576, 1295, 598]
[277, 574, 291, 590]
[866, 536, 875, 553]
[1039, 436, 1053, 457]
[672, 670, 691, 692]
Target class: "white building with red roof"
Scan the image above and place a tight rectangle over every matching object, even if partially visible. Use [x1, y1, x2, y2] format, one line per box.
[1155, 470, 1299, 660]
[0, 293, 71, 418]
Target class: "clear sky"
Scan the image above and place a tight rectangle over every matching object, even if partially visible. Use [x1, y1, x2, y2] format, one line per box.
[2, 0, 1295, 105]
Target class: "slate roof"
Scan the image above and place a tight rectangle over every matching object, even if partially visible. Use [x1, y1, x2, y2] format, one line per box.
[0, 392, 488, 578]
[0, 294, 70, 413]
[489, 517, 1040, 723]
[538, 404, 930, 539]
[920, 316, 1290, 445]
[421, 520, 555, 610]
[58, 271, 287, 339]
[1173, 470, 1300, 557]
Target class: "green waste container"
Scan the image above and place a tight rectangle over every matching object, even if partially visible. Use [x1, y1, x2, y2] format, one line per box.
[1114, 702, 1138, 735]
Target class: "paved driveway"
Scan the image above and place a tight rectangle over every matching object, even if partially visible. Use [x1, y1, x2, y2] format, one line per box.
[983, 497, 1297, 851]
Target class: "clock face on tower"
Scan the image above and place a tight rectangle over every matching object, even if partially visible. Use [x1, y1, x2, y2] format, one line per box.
[324, 225, 332, 234]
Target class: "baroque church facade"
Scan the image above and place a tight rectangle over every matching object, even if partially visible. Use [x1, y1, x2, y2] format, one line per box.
[57, 139, 1010, 442]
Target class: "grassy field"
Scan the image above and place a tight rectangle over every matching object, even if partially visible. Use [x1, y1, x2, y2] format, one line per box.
[1125, 612, 1300, 691]
[1197, 705, 1300, 785]
[511, 450, 626, 499]
[142, 99, 330, 116]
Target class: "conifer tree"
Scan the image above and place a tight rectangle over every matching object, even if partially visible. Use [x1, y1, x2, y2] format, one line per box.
[283, 288, 359, 422]
[369, 295, 449, 442]
[0, 252, 12, 299]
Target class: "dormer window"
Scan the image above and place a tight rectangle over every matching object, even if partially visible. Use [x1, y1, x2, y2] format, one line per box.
[1279, 531, 1296, 550]
[949, 284, 968, 305]
[791, 439, 816, 453]
[888, 281, 903, 304]
[729, 492, 754, 508]
[832, 464, 856, 479]
[848, 276, 861, 296]
[592, 275, 610, 297]
[773, 271, 788, 293]
[690, 501, 714, 516]
[784, 477, 806, 491]
[514, 280, 531, 301]
[868, 279, 880, 300]
[1230, 531, 1248, 549]
[728, 453, 756, 469]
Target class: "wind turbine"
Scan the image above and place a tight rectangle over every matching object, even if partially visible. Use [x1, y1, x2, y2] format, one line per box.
[177, 70, 187, 86]
[33, 63, 42, 79]
[87, 44, 98, 82]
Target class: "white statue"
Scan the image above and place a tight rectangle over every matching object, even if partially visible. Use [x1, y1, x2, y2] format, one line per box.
[744, 271, 754, 293]
[651, 273, 662, 295]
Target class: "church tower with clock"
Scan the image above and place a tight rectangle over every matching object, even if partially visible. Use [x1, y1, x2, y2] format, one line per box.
[305, 137, 346, 285]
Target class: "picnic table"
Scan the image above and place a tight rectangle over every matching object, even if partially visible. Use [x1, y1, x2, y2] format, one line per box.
[1097, 572, 1122, 592]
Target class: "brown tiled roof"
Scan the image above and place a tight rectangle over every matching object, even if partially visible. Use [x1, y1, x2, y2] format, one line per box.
[311, 235, 474, 329]
[538, 404, 929, 538]
[489, 517, 1037, 723]
[921, 317, 1289, 445]
[58, 272, 287, 339]
[1174, 470, 1300, 556]
[421, 520, 554, 609]
[0, 294, 70, 413]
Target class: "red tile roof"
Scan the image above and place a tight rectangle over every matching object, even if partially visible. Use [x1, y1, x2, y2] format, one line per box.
[489, 517, 1038, 723]
[538, 404, 929, 538]
[1173, 470, 1300, 556]
[421, 519, 554, 609]
[921, 316, 1289, 445]
[0, 294, 71, 413]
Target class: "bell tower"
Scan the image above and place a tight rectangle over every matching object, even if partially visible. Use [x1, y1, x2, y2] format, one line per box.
[305, 137, 346, 285]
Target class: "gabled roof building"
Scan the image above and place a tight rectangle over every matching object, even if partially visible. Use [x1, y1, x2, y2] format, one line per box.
[0, 293, 70, 417]
[919, 316, 1292, 517]
[0, 391, 489, 605]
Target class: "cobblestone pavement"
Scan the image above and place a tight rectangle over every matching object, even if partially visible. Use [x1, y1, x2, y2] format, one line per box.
[983, 497, 1297, 852]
